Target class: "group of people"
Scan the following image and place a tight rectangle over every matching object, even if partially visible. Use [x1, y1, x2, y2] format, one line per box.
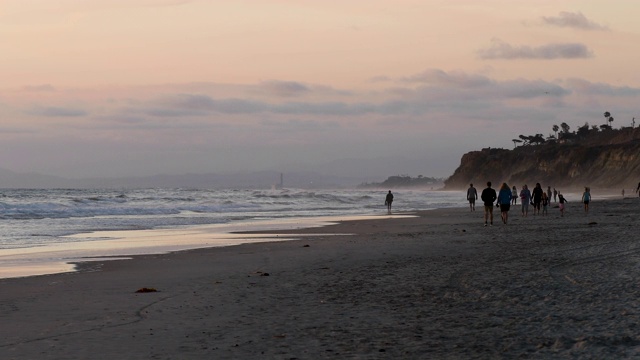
[467, 182, 579, 226]
[385, 181, 593, 222]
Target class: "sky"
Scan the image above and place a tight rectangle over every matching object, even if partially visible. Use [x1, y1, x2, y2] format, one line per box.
[1, 0, 639, 180]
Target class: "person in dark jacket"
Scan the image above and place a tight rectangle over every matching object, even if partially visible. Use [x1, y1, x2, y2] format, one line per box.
[480, 181, 497, 226]
[385, 190, 394, 213]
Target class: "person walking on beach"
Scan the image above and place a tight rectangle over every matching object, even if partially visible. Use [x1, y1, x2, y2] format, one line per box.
[497, 183, 512, 224]
[520, 185, 531, 217]
[467, 184, 478, 211]
[481, 181, 497, 226]
[385, 190, 393, 213]
[542, 192, 549, 216]
[559, 193, 568, 217]
[531, 183, 543, 215]
[582, 187, 591, 214]
[636, 182, 640, 197]
[547, 186, 552, 204]
[553, 188, 558, 202]
[511, 185, 518, 205]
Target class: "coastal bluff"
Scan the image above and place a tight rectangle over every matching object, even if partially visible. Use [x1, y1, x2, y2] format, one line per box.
[444, 127, 640, 191]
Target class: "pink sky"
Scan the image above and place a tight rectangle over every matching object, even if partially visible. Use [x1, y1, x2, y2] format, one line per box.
[0, 0, 639, 180]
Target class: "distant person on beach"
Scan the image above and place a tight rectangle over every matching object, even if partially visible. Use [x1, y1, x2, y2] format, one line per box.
[582, 187, 591, 214]
[531, 183, 544, 215]
[547, 186, 552, 203]
[481, 181, 497, 226]
[559, 193, 568, 217]
[467, 184, 478, 211]
[511, 186, 518, 205]
[542, 192, 549, 216]
[497, 183, 512, 224]
[385, 190, 393, 213]
[532, 183, 543, 215]
[520, 185, 531, 217]
[636, 182, 640, 197]
[622, 189, 625, 198]
[553, 188, 558, 202]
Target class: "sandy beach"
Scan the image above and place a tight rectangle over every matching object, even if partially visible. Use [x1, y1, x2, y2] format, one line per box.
[1, 197, 640, 359]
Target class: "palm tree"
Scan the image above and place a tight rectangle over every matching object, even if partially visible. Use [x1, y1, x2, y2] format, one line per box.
[512, 139, 522, 148]
[552, 124, 559, 138]
[604, 111, 613, 129]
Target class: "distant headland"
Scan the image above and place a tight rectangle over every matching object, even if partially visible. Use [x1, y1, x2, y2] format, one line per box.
[358, 175, 444, 189]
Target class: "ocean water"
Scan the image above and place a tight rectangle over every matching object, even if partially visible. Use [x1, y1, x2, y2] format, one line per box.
[0, 188, 465, 251]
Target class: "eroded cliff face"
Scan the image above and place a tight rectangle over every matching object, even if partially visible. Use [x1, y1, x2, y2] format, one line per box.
[444, 130, 640, 191]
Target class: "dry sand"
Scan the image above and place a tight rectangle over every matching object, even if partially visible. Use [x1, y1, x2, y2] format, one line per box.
[1, 197, 640, 359]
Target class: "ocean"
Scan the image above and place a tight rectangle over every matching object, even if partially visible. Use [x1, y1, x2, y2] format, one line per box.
[0, 188, 465, 278]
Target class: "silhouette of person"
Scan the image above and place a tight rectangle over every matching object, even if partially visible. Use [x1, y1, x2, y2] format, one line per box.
[481, 181, 497, 226]
[582, 187, 591, 214]
[559, 193, 568, 217]
[497, 183, 512, 224]
[385, 190, 394, 213]
[467, 184, 478, 211]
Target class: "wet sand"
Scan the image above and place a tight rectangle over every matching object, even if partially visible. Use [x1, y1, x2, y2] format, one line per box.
[1, 197, 640, 359]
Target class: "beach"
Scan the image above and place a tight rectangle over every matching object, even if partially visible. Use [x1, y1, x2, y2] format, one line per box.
[1, 197, 639, 359]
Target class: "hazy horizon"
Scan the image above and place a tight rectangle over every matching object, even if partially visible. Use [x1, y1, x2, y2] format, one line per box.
[1, 1, 638, 180]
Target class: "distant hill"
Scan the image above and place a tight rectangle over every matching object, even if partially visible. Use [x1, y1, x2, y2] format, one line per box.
[444, 126, 640, 191]
[358, 175, 444, 189]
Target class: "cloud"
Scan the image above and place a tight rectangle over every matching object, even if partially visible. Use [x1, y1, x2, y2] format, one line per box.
[542, 11, 609, 31]
[478, 39, 594, 59]
[261, 119, 340, 132]
[565, 78, 640, 96]
[368, 76, 392, 83]
[391, 69, 570, 101]
[0, 126, 37, 134]
[401, 69, 493, 88]
[23, 84, 56, 92]
[497, 80, 570, 99]
[25, 105, 87, 117]
[259, 80, 310, 97]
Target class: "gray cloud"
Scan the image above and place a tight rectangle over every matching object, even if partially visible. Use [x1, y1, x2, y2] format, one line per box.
[0, 126, 37, 134]
[135, 75, 574, 120]
[25, 105, 87, 117]
[261, 119, 341, 132]
[497, 80, 571, 99]
[565, 78, 640, 96]
[401, 69, 493, 88]
[147, 94, 266, 116]
[259, 80, 310, 97]
[23, 84, 56, 92]
[398, 70, 570, 101]
[542, 11, 609, 31]
[368, 75, 392, 83]
[478, 39, 594, 59]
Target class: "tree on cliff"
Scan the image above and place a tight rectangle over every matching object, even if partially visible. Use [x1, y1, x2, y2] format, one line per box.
[604, 111, 614, 129]
[560, 122, 570, 134]
[512, 139, 523, 148]
[577, 122, 590, 137]
[552, 124, 559, 138]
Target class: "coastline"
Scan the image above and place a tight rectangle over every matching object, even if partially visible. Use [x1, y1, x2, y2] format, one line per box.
[0, 214, 414, 279]
[1, 198, 640, 358]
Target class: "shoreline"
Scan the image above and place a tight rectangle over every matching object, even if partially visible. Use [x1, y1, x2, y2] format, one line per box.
[0, 213, 416, 279]
[2, 198, 640, 358]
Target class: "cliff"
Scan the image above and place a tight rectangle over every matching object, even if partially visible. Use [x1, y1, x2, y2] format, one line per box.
[444, 127, 640, 191]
